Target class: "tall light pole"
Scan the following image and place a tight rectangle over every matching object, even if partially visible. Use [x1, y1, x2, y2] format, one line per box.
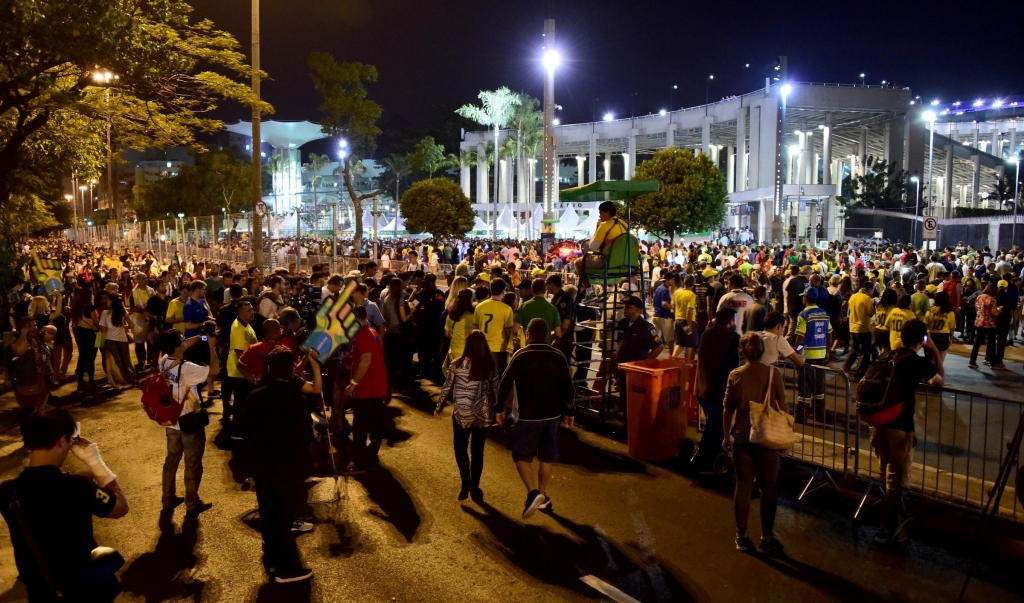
[65, 194, 75, 240]
[541, 19, 559, 236]
[1013, 154, 1021, 245]
[250, 0, 264, 269]
[860, 73, 865, 87]
[705, 75, 714, 116]
[910, 175, 920, 244]
[670, 84, 677, 111]
[924, 111, 937, 226]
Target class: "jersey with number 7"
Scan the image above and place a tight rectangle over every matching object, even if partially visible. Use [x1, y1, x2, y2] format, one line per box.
[474, 298, 514, 353]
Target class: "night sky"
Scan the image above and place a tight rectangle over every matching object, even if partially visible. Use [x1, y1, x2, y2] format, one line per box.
[190, 0, 1024, 134]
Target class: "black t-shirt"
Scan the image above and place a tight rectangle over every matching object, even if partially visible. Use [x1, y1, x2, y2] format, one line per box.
[785, 276, 808, 316]
[243, 376, 313, 478]
[145, 295, 170, 331]
[0, 466, 116, 591]
[551, 289, 575, 348]
[885, 350, 938, 432]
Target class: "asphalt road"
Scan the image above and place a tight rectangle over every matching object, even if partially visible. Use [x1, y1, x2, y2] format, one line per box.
[0, 371, 1019, 602]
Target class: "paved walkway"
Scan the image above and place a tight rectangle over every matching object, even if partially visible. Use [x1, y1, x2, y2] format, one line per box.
[0, 366, 1019, 602]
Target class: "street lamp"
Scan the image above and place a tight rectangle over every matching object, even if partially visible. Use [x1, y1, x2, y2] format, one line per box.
[659, 109, 667, 116]
[670, 84, 677, 111]
[860, 73, 865, 86]
[603, 113, 614, 122]
[923, 110, 937, 223]
[910, 175, 921, 243]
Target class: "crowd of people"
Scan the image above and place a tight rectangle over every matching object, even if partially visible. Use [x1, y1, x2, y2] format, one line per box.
[3, 216, 1023, 598]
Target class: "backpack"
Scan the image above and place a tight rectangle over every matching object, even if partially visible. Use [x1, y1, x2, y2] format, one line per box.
[141, 360, 184, 426]
[855, 349, 912, 426]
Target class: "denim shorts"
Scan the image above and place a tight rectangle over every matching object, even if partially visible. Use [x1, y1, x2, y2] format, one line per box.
[512, 418, 561, 463]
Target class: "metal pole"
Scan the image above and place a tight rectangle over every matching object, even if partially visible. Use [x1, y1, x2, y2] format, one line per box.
[332, 203, 337, 271]
[493, 123, 499, 241]
[373, 196, 379, 260]
[913, 179, 920, 244]
[251, 0, 264, 270]
[541, 18, 556, 236]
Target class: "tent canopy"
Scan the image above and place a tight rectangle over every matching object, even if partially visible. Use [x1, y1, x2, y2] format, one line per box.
[559, 180, 659, 202]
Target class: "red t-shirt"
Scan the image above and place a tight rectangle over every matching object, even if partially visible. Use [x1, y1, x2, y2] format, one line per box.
[238, 341, 278, 382]
[350, 326, 388, 398]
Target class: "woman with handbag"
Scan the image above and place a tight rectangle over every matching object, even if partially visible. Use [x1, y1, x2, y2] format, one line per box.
[722, 332, 789, 555]
[434, 331, 501, 502]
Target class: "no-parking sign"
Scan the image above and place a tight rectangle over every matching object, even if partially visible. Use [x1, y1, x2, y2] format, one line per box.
[922, 217, 938, 241]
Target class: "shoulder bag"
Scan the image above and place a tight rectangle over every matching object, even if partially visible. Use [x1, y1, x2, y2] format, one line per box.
[748, 369, 799, 450]
[176, 364, 210, 433]
[6, 487, 123, 600]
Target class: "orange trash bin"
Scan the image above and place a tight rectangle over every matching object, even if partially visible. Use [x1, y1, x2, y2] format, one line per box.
[619, 358, 693, 462]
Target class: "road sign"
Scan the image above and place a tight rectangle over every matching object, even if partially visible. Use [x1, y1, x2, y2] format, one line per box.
[254, 201, 269, 218]
[922, 217, 938, 241]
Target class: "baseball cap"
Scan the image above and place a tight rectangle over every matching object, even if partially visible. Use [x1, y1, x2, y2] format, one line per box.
[475, 273, 491, 282]
[623, 296, 643, 309]
[998, 280, 1008, 288]
[925, 284, 937, 293]
[800, 285, 819, 301]
[702, 268, 718, 278]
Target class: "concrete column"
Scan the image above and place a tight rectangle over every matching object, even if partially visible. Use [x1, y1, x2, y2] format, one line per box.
[972, 124, 979, 149]
[735, 106, 747, 192]
[476, 143, 487, 205]
[498, 160, 508, 205]
[943, 144, 953, 219]
[575, 156, 585, 186]
[796, 131, 807, 185]
[701, 118, 711, 155]
[666, 124, 675, 150]
[622, 153, 631, 181]
[1010, 128, 1018, 159]
[992, 129, 1001, 158]
[461, 165, 471, 198]
[858, 127, 868, 176]
[971, 154, 981, 208]
[748, 106, 760, 189]
[960, 184, 967, 208]
[589, 133, 598, 184]
[726, 145, 736, 193]
[822, 114, 833, 185]
[603, 153, 610, 181]
[883, 121, 891, 163]
[812, 153, 820, 184]
[622, 129, 630, 179]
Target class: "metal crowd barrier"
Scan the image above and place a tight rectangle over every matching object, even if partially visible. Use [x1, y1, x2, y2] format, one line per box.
[766, 361, 1024, 524]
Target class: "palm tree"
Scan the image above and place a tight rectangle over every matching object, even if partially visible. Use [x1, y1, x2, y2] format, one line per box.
[456, 87, 521, 238]
[381, 153, 411, 239]
[302, 152, 331, 237]
[263, 155, 286, 212]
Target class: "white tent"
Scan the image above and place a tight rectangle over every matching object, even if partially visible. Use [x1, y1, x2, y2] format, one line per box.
[556, 206, 579, 236]
[531, 204, 544, 234]
[574, 209, 599, 235]
[495, 205, 513, 231]
[471, 216, 490, 233]
[381, 211, 405, 233]
[360, 209, 375, 231]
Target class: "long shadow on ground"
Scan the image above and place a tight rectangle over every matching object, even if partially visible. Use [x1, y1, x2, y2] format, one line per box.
[120, 514, 207, 602]
[463, 501, 701, 602]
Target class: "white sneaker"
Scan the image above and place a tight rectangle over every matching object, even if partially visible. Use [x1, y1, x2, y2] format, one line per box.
[290, 521, 314, 533]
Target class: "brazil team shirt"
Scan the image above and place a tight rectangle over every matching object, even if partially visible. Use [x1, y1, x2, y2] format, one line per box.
[795, 304, 832, 360]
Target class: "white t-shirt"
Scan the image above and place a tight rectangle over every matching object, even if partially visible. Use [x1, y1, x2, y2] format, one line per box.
[760, 331, 796, 365]
[99, 309, 128, 343]
[717, 289, 754, 336]
[159, 355, 210, 431]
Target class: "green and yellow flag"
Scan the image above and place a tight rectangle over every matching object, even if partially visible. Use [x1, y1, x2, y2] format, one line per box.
[31, 253, 63, 294]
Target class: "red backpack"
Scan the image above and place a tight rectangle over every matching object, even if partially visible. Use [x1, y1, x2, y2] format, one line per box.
[141, 360, 185, 426]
